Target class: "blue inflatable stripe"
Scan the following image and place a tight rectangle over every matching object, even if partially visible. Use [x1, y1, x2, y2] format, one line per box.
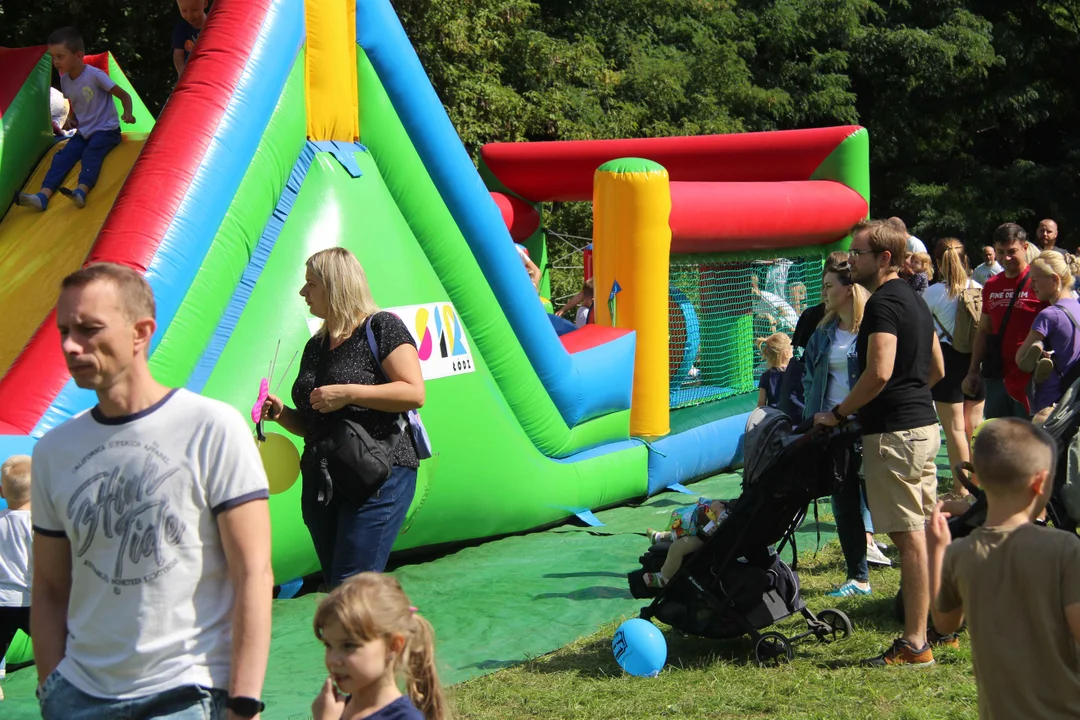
[186, 141, 353, 394]
[669, 287, 700, 393]
[356, 0, 633, 427]
[32, 2, 306, 437]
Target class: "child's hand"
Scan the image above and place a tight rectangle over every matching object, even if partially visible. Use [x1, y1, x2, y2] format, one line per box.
[121, 112, 136, 124]
[925, 501, 952, 553]
[312, 677, 346, 720]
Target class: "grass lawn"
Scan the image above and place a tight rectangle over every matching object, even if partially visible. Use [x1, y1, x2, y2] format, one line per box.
[448, 517, 979, 720]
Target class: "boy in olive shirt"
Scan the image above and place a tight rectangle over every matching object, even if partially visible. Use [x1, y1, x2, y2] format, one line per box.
[928, 418, 1080, 719]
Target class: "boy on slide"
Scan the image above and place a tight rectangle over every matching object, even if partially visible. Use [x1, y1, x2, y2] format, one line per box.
[16, 27, 135, 212]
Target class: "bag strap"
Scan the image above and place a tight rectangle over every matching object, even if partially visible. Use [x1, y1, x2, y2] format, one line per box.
[932, 312, 953, 344]
[997, 270, 1030, 338]
[364, 314, 389, 383]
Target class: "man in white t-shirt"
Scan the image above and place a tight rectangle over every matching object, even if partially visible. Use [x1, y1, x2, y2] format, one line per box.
[971, 245, 1004, 285]
[888, 216, 926, 254]
[31, 264, 273, 720]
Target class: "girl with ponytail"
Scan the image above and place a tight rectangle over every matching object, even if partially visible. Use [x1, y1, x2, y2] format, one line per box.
[313, 573, 448, 720]
[924, 238, 986, 496]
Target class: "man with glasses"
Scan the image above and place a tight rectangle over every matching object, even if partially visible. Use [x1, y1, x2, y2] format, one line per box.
[815, 219, 945, 666]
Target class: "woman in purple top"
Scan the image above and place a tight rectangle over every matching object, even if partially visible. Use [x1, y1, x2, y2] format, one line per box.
[1016, 251, 1080, 414]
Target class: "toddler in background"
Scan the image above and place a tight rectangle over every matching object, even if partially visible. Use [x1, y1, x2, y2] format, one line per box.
[756, 333, 793, 408]
[644, 498, 730, 589]
[312, 573, 447, 720]
[0, 456, 32, 702]
[173, 0, 208, 78]
[904, 251, 932, 295]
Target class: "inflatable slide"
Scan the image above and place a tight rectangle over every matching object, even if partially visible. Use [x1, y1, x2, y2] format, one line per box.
[0, 0, 870, 673]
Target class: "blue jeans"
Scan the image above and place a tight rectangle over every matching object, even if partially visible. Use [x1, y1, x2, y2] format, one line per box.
[829, 442, 872, 583]
[37, 670, 226, 720]
[302, 465, 417, 588]
[42, 128, 122, 191]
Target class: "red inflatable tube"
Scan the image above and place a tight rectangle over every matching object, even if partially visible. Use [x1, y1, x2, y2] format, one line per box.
[0, 46, 47, 116]
[669, 180, 869, 253]
[559, 325, 632, 355]
[480, 126, 860, 203]
[490, 191, 540, 241]
[0, 0, 274, 434]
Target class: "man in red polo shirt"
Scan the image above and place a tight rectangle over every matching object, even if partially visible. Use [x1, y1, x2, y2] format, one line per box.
[964, 223, 1046, 417]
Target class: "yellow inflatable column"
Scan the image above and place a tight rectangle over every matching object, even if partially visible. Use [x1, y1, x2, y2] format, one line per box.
[305, 0, 360, 141]
[593, 158, 672, 438]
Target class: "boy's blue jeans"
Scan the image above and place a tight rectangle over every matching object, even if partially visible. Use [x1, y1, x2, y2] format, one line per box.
[37, 670, 227, 720]
[42, 128, 122, 192]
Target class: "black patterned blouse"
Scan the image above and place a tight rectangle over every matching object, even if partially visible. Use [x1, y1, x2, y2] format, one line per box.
[292, 312, 419, 469]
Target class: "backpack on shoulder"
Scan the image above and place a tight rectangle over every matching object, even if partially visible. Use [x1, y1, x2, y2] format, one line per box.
[951, 286, 983, 354]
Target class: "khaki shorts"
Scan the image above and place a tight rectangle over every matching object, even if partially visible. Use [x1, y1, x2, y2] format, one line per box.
[862, 424, 941, 534]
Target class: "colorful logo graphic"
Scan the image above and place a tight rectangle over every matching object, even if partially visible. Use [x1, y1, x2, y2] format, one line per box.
[390, 302, 474, 380]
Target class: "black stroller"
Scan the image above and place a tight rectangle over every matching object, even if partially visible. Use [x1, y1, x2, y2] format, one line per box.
[628, 407, 857, 666]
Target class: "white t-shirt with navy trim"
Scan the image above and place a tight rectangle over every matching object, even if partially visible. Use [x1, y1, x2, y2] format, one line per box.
[31, 389, 269, 699]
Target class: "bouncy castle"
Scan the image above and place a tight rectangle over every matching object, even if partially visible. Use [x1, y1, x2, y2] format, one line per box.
[0, 0, 868, 667]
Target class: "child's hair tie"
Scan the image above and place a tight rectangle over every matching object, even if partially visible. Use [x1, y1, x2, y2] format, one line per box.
[408, 606, 418, 614]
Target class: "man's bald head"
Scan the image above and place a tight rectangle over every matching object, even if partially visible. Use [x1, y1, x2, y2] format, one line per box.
[1037, 219, 1060, 249]
[888, 217, 908, 235]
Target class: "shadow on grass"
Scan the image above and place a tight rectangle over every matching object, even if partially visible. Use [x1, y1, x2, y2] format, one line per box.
[543, 571, 628, 579]
[533, 586, 634, 602]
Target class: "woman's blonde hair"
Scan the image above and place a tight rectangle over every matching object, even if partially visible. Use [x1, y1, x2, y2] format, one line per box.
[1031, 250, 1080, 295]
[306, 248, 380, 340]
[933, 237, 970, 298]
[819, 264, 870, 333]
[314, 574, 448, 720]
[756, 332, 792, 369]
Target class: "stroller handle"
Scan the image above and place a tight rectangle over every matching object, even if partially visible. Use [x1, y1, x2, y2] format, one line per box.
[793, 416, 862, 440]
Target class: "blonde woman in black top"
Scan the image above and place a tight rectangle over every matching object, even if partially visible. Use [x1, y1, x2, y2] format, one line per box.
[262, 248, 425, 587]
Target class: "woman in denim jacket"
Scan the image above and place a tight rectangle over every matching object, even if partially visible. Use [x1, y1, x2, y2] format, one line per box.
[803, 261, 890, 597]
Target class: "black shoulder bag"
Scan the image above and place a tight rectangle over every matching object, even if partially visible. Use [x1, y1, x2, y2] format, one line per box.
[307, 316, 402, 506]
[981, 272, 1029, 380]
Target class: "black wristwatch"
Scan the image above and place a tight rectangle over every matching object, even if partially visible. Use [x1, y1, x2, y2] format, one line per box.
[226, 696, 265, 718]
[831, 404, 846, 423]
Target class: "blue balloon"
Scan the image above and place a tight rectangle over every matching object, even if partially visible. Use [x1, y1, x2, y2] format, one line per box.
[612, 619, 667, 677]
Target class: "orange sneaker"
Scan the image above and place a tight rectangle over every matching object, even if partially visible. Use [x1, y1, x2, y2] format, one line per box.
[928, 627, 960, 649]
[862, 638, 935, 667]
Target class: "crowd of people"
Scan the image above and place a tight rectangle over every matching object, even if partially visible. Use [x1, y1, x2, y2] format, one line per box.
[760, 217, 1080, 714]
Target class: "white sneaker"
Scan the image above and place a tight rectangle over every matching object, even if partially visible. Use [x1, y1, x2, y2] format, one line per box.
[866, 542, 892, 566]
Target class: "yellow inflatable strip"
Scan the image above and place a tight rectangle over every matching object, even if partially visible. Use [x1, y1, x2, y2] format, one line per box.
[305, 0, 359, 141]
[0, 137, 145, 376]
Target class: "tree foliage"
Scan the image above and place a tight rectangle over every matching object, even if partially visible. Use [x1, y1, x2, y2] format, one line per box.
[5, 0, 1080, 263]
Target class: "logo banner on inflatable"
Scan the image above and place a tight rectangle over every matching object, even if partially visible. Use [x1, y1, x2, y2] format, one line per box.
[305, 303, 474, 380]
[387, 302, 474, 379]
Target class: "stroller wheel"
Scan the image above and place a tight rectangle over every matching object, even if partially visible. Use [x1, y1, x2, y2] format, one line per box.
[754, 632, 794, 667]
[816, 609, 853, 643]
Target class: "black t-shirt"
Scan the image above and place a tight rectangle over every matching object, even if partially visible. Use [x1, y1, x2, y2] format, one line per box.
[292, 312, 419, 468]
[758, 368, 785, 408]
[856, 278, 938, 434]
[172, 20, 200, 61]
[792, 303, 826, 350]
